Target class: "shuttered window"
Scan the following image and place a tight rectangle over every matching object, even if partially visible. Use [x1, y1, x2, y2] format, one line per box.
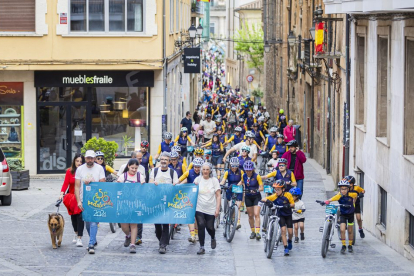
[0, 0, 35, 32]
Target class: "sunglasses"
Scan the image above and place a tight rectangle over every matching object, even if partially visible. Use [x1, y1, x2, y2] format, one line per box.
[278, 164, 286, 167]
[242, 150, 249, 152]
[96, 157, 104, 161]
[182, 131, 187, 133]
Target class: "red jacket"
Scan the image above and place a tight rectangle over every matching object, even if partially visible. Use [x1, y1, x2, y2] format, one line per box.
[281, 150, 306, 180]
[61, 169, 75, 194]
[283, 125, 296, 143]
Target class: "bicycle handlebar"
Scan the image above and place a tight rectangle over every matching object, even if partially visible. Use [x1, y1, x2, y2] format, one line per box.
[316, 200, 351, 208]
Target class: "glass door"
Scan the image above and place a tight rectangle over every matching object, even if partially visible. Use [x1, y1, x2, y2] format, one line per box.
[70, 105, 87, 161]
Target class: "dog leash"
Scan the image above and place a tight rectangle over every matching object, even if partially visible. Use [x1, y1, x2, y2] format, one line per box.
[55, 199, 62, 215]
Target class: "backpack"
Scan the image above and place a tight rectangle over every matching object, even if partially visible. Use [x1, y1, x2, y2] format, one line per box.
[153, 167, 174, 182]
[123, 171, 140, 183]
[8, 126, 18, 142]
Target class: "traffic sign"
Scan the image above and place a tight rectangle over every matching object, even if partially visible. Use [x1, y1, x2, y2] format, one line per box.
[246, 75, 254, 82]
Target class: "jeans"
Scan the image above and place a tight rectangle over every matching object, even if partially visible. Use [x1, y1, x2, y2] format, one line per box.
[85, 221, 99, 246]
[296, 179, 304, 199]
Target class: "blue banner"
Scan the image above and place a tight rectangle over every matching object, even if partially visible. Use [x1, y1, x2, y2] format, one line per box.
[82, 183, 199, 224]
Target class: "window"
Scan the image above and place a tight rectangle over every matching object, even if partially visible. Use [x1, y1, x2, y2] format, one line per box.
[376, 34, 389, 138]
[379, 186, 387, 228]
[404, 38, 414, 155]
[356, 35, 366, 125]
[70, 0, 143, 33]
[170, 0, 174, 33]
[176, 0, 179, 32]
[357, 170, 365, 213]
[0, 0, 35, 32]
[409, 212, 414, 248]
[210, 23, 215, 35]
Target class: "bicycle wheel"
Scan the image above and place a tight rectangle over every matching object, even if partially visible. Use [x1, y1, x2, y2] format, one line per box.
[226, 205, 238, 243]
[321, 220, 332, 258]
[215, 210, 221, 229]
[109, 223, 116, 233]
[351, 223, 356, 246]
[267, 221, 279, 259]
[169, 225, 175, 240]
[265, 221, 273, 253]
[223, 195, 229, 216]
[262, 207, 270, 230]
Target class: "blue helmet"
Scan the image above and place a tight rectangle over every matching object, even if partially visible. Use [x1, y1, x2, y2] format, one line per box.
[289, 187, 302, 196]
[229, 157, 240, 167]
[243, 160, 255, 171]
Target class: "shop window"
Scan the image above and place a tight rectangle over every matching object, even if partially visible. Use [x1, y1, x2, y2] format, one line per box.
[409, 211, 414, 248]
[376, 35, 389, 138]
[404, 38, 414, 155]
[70, 0, 143, 33]
[379, 186, 387, 228]
[0, 0, 35, 32]
[356, 35, 366, 125]
[38, 87, 88, 102]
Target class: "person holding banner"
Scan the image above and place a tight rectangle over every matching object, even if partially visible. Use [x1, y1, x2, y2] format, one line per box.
[117, 158, 144, 254]
[75, 150, 106, 254]
[193, 162, 221, 255]
[149, 152, 179, 254]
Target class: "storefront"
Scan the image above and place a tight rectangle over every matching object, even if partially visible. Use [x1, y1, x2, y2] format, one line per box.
[34, 70, 154, 174]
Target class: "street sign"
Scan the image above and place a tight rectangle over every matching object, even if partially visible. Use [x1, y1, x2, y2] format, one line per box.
[246, 75, 254, 83]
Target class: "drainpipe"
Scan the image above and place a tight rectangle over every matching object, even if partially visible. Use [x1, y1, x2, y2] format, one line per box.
[163, 0, 167, 118]
[344, 13, 350, 176]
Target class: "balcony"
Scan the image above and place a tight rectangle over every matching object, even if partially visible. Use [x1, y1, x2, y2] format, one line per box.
[323, 0, 414, 14]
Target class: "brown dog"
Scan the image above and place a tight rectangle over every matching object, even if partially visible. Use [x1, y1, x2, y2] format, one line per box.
[48, 213, 65, 249]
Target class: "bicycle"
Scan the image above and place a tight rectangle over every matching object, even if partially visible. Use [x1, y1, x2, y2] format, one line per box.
[316, 200, 351, 258]
[259, 201, 283, 258]
[187, 146, 194, 164]
[261, 181, 275, 232]
[258, 151, 271, 175]
[220, 185, 244, 242]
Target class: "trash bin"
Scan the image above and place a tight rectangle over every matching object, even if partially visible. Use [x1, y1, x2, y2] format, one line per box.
[293, 125, 302, 148]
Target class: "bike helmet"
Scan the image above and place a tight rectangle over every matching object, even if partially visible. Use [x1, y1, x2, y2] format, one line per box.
[141, 140, 149, 148]
[263, 106, 267, 110]
[229, 157, 240, 167]
[206, 114, 212, 118]
[194, 148, 204, 155]
[170, 151, 179, 158]
[243, 160, 255, 171]
[258, 102, 262, 106]
[343, 175, 356, 184]
[278, 158, 288, 164]
[273, 179, 286, 189]
[252, 123, 259, 127]
[164, 132, 173, 140]
[286, 140, 298, 147]
[271, 149, 279, 155]
[277, 134, 284, 139]
[231, 107, 236, 111]
[193, 157, 204, 167]
[248, 112, 253, 116]
[171, 145, 181, 152]
[257, 112, 262, 117]
[234, 126, 242, 132]
[96, 151, 104, 157]
[289, 187, 302, 196]
[241, 145, 251, 152]
[337, 179, 350, 187]
[245, 131, 255, 138]
[269, 127, 278, 133]
[180, 127, 188, 132]
[279, 109, 284, 114]
[215, 118, 222, 123]
[258, 116, 265, 122]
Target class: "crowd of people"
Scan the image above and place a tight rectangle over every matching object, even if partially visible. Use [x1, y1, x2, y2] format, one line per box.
[59, 84, 366, 257]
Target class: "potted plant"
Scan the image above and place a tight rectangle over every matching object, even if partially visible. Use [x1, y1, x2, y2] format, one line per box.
[81, 137, 119, 167]
[121, 135, 132, 157]
[8, 158, 30, 190]
[252, 89, 264, 104]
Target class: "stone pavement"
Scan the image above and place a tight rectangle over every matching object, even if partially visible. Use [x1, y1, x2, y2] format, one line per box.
[0, 160, 414, 275]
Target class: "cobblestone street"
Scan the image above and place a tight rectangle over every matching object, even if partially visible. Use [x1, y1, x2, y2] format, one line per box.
[0, 160, 413, 276]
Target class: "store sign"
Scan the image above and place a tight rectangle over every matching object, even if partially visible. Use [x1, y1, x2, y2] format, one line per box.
[184, 48, 201, 74]
[34, 71, 154, 87]
[0, 82, 24, 105]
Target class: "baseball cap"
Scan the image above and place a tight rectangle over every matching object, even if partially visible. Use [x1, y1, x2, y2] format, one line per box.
[85, 150, 96, 158]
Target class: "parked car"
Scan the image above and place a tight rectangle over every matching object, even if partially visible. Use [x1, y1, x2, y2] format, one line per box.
[0, 147, 12, 206]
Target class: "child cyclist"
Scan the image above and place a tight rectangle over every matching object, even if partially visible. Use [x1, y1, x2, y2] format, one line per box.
[261, 180, 295, 256]
[343, 175, 365, 238]
[220, 157, 244, 229]
[324, 180, 357, 254]
[289, 187, 305, 243]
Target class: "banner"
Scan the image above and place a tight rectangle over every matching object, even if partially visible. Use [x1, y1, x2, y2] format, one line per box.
[82, 182, 199, 224]
[184, 48, 201, 74]
[315, 22, 324, 53]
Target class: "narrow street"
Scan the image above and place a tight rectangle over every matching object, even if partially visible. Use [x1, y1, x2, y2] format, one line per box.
[1, 160, 413, 276]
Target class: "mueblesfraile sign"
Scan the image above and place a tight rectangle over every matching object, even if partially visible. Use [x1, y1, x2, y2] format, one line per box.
[184, 48, 201, 74]
[34, 71, 154, 87]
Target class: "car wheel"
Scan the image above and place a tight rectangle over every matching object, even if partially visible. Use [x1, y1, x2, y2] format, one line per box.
[2, 192, 12, 206]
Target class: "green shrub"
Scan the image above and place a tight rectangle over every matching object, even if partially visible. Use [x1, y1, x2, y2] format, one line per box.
[81, 137, 119, 167]
[7, 158, 23, 171]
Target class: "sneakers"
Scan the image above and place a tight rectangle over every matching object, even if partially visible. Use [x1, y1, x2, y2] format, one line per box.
[236, 224, 241, 230]
[341, 245, 346, 254]
[129, 244, 136, 254]
[359, 229, 365, 238]
[88, 245, 95, 254]
[348, 245, 353, 253]
[158, 245, 166, 254]
[284, 248, 289, 256]
[250, 232, 256, 239]
[124, 235, 131, 247]
[294, 237, 299, 243]
[287, 240, 292, 250]
[300, 233, 305, 240]
[256, 233, 261, 240]
[76, 238, 83, 247]
[211, 239, 216, 249]
[188, 236, 196, 243]
[135, 238, 142, 245]
[72, 235, 77, 243]
[197, 247, 205, 255]
[195, 235, 199, 241]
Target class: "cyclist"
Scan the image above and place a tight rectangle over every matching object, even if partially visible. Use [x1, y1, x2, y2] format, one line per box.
[237, 118, 247, 136]
[174, 127, 195, 158]
[187, 148, 205, 170]
[264, 127, 278, 152]
[266, 149, 280, 169]
[168, 151, 187, 179]
[290, 187, 305, 243]
[270, 134, 287, 156]
[238, 160, 263, 240]
[203, 134, 225, 179]
[95, 151, 116, 177]
[251, 123, 265, 149]
[154, 132, 173, 160]
[344, 175, 365, 238]
[216, 128, 227, 145]
[178, 157, 204, 243]
[215, 117, 226, 133]
[227, 107, 238, 130]
[171, 146, 188, 169]
[257, 116, 268, 135]
[237, 146, 252, 171]
[277, 109, 288, 134]
[218, 101, 228, 121]
[223, 131, 258, 164]
[139, 141, 154, 182]
[324, 180, 357, 254]
[220, 157, 244, 229]
[225, 126, 245, 146]
[245, 112, 255, 130]
[262, 158, 296, 192]
[262, 180, 295, 256]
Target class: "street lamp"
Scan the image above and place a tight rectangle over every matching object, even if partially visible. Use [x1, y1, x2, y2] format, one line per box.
[264, 41, 270, 53]
[309, 26, 315, 41]
[288, 31, 296, 47]
[196, 24, 203, 36]
[188, 25, 197, 39]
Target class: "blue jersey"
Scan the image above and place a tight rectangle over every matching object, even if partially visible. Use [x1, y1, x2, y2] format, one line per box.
[219, 106, 227, 117]
[266, 136, 278, 151]
[238, 156, 251, 171]
[186, 169, 200, 183]
[242, 172, 260, 195]
[275, 170, 294, 191]
[227, 169, 242, 186]
[246, 117, 255, 129]
[140, 152, 151, 172]
[274, 143, 286, 156]
[169, 162, 184, 178]
[211, 142, 223, 156]
[161, 141, 172, 152]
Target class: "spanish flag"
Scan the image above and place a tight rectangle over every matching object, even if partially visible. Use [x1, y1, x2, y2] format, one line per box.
[197, 0, 210, 2]
[315, 22, 324, 53]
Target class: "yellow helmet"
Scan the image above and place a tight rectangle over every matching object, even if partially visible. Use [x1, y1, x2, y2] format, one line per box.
[195, 148, 204, 155]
